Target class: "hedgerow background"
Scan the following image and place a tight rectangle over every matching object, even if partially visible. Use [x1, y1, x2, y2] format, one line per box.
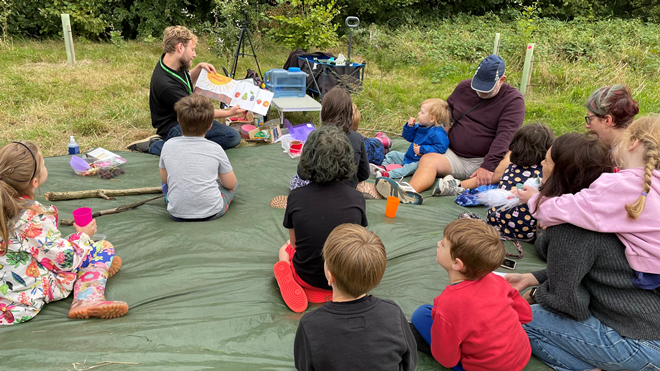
[5, 0, 660, 40]
[1, 0, 659, 155]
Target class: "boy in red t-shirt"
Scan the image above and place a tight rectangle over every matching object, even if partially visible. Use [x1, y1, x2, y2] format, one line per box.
[410, 219, 532, 371]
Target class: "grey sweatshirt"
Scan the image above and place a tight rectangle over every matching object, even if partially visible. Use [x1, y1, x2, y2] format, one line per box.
[532, 224, 660, 340]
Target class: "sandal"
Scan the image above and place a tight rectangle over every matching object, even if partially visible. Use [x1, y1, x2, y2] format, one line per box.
[269, 195, 288, 209]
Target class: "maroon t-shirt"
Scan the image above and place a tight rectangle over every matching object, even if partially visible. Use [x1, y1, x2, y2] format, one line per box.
[447, 79, 525, 172]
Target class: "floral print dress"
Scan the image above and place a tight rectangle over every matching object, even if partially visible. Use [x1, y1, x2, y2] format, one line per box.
[0, 200, 93, 325]
[486, 164, 543, 241]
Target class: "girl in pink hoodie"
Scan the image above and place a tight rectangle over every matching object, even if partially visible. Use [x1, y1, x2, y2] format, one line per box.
[518, 116, 660, 289]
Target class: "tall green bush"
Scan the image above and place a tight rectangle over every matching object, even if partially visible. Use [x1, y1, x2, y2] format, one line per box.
[7, 0, 216, 39]
[267, 0, 340, 51]
[116, 0, 216, 39]
[0, 0, 11, 45]
[9, 0, 120, 38]
[4, 0, 660, 40]
[206, 0, 254, 63]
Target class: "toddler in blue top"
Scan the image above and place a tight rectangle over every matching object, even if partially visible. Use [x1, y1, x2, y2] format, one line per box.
[376, 99, 451, 179]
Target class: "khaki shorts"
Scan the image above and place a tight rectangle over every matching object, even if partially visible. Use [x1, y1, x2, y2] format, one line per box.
[444, 148, 484, 180]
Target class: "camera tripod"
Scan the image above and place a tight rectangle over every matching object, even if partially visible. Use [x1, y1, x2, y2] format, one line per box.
[229, 12, 263, 83]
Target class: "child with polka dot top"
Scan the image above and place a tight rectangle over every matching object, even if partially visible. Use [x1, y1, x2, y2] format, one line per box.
[486, 124, 554, 241]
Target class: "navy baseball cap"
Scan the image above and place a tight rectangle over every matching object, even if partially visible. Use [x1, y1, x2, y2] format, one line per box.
[471, 55, 506, 93]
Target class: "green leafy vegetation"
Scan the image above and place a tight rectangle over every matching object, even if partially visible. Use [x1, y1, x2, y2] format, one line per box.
[266, 0, 340, 51]
[0, 15, 659, 156]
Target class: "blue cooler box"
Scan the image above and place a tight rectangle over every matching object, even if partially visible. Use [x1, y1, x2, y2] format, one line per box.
[265, 68, 306, 98]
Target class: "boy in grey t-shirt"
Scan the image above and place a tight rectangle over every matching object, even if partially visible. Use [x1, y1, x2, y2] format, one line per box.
[159, 94, 237, 221]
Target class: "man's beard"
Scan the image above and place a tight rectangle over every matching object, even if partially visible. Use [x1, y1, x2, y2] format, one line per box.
[477, 84, 500, 99]
[180, 56, 192, 70]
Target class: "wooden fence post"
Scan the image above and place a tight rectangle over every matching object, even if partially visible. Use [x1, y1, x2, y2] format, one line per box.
[61, 14, 76, 66]
[520, 43, 535, 96]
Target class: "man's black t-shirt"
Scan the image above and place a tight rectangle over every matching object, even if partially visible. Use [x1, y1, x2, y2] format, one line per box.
[294, 295, 418, 371]
[149, 54, 194, 137]
[283, 182, 367, 289]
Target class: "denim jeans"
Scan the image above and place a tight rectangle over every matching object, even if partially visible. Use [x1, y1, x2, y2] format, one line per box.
[381, 151, 419, 179]
[525, 304, 660, 371]
[410, 304, 466, 371]
[149, 120, 241, 155]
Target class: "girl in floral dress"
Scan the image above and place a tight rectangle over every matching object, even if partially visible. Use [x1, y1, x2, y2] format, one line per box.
[485, 124, 554, 241]
[0, 141, 128, 325]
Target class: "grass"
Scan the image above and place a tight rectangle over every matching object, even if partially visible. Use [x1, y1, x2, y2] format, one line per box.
[1, 16, 659, 156]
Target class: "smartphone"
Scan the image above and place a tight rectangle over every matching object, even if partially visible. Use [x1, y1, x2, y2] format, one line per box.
[501, 258, 517, 270]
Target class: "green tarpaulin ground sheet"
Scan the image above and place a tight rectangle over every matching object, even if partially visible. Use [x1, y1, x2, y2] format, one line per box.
[1, 140, 551, 371]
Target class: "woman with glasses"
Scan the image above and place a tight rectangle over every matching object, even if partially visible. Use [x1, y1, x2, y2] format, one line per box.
[584, 84, 639, 147]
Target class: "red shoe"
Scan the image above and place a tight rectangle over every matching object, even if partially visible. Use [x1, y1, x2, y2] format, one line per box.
[303, 287, 333, 303]
[375, 132, 392, 149]
[273, 261, 308, 313]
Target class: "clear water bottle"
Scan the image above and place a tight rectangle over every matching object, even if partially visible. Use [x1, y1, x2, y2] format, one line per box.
[68, 136, 80, 155]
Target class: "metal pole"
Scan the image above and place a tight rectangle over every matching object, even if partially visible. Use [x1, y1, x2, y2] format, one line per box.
[345, 16, 359, 75]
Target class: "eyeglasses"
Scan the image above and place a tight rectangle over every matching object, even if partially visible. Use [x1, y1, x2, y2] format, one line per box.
[584, 114, 598, 125]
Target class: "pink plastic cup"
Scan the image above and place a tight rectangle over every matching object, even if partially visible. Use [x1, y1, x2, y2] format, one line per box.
[72, 207, 93, 227]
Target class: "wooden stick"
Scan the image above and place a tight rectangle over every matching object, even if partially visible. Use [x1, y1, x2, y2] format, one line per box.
[60, 195, 164, 226]
[45, 187, 162, 201]
[357, 129, 402, 137]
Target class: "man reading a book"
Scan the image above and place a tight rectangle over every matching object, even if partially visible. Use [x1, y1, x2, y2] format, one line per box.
[128, 25, 244, 155]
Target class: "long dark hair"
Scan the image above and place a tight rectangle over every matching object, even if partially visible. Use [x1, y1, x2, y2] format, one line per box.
[536, 133, 612, 210]
[321, 87, 353, 133]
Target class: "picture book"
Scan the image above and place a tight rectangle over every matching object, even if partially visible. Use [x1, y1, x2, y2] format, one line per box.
[194, 69, 273, 116]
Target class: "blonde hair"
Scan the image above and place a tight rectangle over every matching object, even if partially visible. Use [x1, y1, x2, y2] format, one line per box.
[351, 103, 361, 132]
[422, 98, 452, 127]
[444, 219, 505, 280]
[0, 141, 44, 256]
[619, 116, 660, 220]
[174, 94, 215, 136]
[322, 224, 387, 297]
[162, 26, 198, 53]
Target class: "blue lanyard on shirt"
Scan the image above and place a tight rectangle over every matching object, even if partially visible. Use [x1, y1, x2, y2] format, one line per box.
[160, 58, 192, 94]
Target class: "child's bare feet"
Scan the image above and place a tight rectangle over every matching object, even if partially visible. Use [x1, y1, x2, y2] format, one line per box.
[68, 300, 128, 319]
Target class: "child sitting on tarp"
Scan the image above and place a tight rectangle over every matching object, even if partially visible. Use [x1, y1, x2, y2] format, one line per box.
[410, 219, 532, 371]
[290, 87, 370, 190]
[274, 126, 368, 313]
[270, 88, 375, 208]
[374, 98, 451, 181]
[486, 124, 554, 241]
[351, 103, 392, 166]
[0, 141, 127, 325]
[294, 224, 417, 371]
[160, 94, 237, 221]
